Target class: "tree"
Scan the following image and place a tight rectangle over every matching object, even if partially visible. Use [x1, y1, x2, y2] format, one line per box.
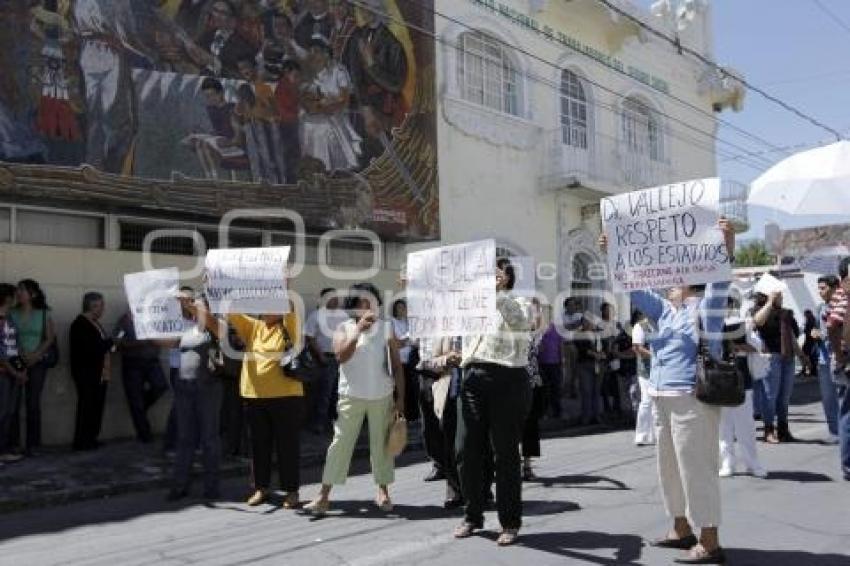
[735, 240, 774, 268]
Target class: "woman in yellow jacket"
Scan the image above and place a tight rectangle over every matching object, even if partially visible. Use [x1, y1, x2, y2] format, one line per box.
[197, 301, 304, 508]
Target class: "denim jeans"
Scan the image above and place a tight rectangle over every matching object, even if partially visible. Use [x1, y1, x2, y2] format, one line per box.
[0, 376, 22, 454]
[762, 355, 796, 427]
[838, 385, 850, 478]
[8, 361, 49, 450]
[578, 362, 601, 424]
[817, 363, 840, 436]
[173, 377, 222, 494]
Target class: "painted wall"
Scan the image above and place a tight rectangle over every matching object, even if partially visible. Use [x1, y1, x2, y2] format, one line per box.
[0, 242, 399, 446]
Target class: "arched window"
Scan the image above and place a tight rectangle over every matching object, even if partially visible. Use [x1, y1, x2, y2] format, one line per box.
[560, 70, 588, 149]
[622, 97, 663, 162]
[458, 31, 519, 116]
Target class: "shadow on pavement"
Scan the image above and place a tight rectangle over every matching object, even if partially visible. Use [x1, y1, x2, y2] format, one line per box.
[764, 471, 834, 483]
[528, 474, 630, 491]
[505, 531, 644, 565]
[725, 548, 850, 566]
[300, 499, 581, 522]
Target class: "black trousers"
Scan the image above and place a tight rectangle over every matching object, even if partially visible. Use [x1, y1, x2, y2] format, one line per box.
[245, 396, 305, 492]
[539, 363, 563, 418]
[458, 364, 531, 530]
[72, 373, 107, 450]
[419, 372, 462, 501]
[220, 377, 248, 456]
[522, 385, 547, 458]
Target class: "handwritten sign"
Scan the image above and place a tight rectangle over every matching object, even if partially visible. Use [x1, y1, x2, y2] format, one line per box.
[205, 247, 290, 313]
[600, 178, 731, 291]
[123, 268, 184, 339]
[406, 240, 499, 338]
[512, 256, 537, 297]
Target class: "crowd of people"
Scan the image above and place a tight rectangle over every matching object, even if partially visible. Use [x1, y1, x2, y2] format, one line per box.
[0, 225, 847, 560]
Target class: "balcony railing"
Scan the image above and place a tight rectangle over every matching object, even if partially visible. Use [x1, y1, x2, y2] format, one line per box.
[539, 128, 676, 194]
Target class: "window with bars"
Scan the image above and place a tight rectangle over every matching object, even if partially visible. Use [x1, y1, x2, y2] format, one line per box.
[622, 98, 663, 162]
[560, 70, 588, 149]
[458, 31, 520, 116]
[119, 222, 262, 255]
[17, 210, 103, 248]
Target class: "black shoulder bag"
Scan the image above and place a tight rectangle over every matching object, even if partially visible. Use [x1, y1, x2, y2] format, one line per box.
[279, 323, 317, 383]
[695, 316, 744, 407]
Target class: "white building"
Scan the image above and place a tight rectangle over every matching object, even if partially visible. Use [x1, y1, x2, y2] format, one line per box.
[430, 0, 744, 307]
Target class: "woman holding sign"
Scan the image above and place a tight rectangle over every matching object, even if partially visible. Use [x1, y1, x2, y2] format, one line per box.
[303, 283, 406, 516]
[197, 298, 305, 509]
[453, 258, 532, 548]
[600, 218, 735, 565]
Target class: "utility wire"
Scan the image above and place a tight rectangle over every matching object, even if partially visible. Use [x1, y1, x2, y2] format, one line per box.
[596, 0, 844, 141]
[812, 0, 850, 37]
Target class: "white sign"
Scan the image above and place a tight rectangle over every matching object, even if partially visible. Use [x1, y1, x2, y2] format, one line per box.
[600, 178, 732, 291]
[205, 247, 291, 313]
[406, 240, 499, 338]
[123, 268, 184, 339]
[754, 272, 788, 297]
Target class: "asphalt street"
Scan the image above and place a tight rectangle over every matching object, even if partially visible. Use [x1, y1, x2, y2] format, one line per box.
[0, 398, 847, 566]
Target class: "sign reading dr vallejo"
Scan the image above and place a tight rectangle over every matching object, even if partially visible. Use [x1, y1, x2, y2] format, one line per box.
[406, 239, 499, 338]
[205, 247, 291, 314]
[123, 268, 184, 339]
[600, 178, 732, 291]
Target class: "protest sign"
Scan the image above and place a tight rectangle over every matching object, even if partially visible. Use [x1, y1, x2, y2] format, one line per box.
[406, 240, 499, 338]
[600, 178, 732, 291]
[205, 247, 290, 313]
[754, 272, 788, 297]
[123, 268, 184, 339]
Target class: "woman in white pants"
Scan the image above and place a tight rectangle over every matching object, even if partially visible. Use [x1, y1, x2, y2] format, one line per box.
[719, 300, 767, 478]
[632, 313, 656, 446]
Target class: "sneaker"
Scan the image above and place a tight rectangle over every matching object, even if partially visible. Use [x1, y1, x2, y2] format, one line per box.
[0, 453, 23, 463]
[718, 466, 734, 478]
[825, 434, 840, 445]
[746, 467, 768, 478]
[247, 489, 268, 506]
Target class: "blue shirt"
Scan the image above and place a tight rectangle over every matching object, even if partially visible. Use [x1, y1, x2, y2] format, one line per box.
[630, 282, 730, 394]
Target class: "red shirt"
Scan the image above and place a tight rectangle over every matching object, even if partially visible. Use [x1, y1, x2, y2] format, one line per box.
[827, 288, 848, 329]
[274, 79, 300, 124]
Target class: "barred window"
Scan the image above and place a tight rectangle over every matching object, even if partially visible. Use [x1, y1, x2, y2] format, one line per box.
[560, 70, 588, 149]
[458, 31, 519, 116]
[622, 98, 663, 162]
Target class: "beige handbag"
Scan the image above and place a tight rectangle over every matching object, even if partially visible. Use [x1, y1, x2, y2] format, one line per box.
[386, 413, 407, 457]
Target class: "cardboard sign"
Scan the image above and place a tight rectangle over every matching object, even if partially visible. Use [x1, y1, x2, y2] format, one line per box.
[754, 273, 788, 297]
[205, 247, 291, 313]
[406, 240, 499, 338]
[601, 178, 732, 291]
[123, 268, 184, 339]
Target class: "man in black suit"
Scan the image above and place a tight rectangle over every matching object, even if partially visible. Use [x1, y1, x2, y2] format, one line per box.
[196, 0, 256, 79]
[294, 0, 334, 50]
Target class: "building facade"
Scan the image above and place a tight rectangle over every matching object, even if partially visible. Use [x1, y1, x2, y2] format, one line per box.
[0, 0, 743, 445]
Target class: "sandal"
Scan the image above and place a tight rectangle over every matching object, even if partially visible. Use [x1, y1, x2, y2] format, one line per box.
[497, 529, 519, 547]
[282, 492, 300, 510]
[674, 544, 726, 564]
[649, 534, 698, 550]
[453, 521, 481, 539]
[375, 497, 393, 513]
[302, 498, 330, 517]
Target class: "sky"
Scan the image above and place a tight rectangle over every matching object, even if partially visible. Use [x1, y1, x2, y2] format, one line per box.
[635, 0, 850, 239]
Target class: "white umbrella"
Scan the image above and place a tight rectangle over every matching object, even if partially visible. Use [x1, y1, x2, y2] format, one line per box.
[748, 140, 850, 215]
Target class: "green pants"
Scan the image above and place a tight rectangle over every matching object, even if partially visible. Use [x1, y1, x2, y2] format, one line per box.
[321, 395, 395, 486]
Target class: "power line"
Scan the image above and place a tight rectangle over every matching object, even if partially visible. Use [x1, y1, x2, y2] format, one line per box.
[812, 0, 850, 37]
[595, 0, 845, 141]
[353, 0, 779, 172]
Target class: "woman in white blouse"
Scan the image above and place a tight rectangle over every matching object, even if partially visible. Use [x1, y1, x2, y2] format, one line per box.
[304, 283, 405, 516]
[299, 34, 362, 171]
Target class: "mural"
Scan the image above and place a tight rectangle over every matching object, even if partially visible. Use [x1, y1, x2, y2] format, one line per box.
[0, 0, 438, 240]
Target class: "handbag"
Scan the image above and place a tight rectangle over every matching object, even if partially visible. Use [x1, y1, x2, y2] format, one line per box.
[695, 319, 744, 407]
[279, 324, 316, 383]
[386, 412, 407, 457]
[41, 310, 59, 369]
